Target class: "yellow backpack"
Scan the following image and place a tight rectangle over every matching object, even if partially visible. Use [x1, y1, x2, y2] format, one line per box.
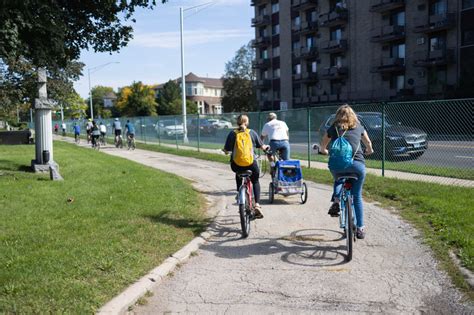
[233, 129, 254, 166]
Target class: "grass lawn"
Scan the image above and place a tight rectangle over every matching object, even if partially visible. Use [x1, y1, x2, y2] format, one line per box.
[0, 142, 208, 313]
[135, 141, 474, 297]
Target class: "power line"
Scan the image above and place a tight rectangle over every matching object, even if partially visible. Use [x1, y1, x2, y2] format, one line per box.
[184, 1, 217, 19]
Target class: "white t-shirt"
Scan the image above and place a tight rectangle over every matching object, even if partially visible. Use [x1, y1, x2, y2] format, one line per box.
[61, 123, 66, 130]
[261, 119, 289, 141]
[99, 125, 106, 133]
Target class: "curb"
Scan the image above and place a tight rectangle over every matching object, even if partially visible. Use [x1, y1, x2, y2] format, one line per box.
[97, 191, 226, 314]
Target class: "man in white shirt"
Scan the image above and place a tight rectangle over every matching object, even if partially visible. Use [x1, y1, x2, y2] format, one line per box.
[261, 112, 290, 161]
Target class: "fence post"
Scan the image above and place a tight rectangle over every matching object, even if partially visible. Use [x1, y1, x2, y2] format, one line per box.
[381, 102, 386, 177]
[174, 116, 179, 151]
[143, 117, 147, 144]
[197, 113, 200, 152]
[307, 107, 311, 168]
[157, 116, 161, 146]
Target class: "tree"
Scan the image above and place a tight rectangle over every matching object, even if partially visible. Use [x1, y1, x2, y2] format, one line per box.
[116, 82, 157, 117]
[156, 80, 197, 115]
[0, 0, 167, 69]
[222, 41, 256, 112]
[88, 86, 114, 119]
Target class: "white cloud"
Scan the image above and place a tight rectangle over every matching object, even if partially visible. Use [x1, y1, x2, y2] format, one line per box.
[131, 29, 253, 48]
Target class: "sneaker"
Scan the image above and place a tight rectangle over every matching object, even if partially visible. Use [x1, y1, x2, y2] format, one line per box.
[253, 205, 264, 219]
[328, 203, 340, 217]
[356, 227, 366, 239]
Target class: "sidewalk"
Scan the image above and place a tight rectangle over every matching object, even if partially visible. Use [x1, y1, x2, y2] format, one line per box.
[137, 140, 474, 188]
[59, 138, 471, 314]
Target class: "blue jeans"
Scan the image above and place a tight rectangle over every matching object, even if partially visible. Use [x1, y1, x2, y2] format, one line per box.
[270, 140, 290, 160]
[331, 161, 366, 228]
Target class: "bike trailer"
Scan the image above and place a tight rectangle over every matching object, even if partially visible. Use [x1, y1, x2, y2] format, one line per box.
[275, 160, 303, 194]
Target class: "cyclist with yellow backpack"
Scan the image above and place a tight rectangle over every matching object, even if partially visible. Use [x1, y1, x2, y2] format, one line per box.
[223, 115, 269, 219]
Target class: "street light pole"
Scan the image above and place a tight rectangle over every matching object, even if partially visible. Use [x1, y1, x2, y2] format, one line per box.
[180, 6, 188, 143]
[87, 62, 119, 121]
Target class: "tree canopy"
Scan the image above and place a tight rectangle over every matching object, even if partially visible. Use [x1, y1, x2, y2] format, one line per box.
[0, 0, 167, 69]
[156, 80, 197, 115]
[116, 81, 157, 117]
[222, 42, 256, 112]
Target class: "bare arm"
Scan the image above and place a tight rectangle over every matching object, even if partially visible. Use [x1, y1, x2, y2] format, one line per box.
[362, 131, 374, 155]
[319, 134, 331, 155]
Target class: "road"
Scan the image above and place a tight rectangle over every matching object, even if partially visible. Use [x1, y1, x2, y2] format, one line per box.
[93, 146, 472, 314]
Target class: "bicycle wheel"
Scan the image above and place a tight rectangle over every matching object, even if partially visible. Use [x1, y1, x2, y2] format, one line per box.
[300, 182, 308, 204]
[239, 185, 250, 238]
[345, 198, 354, 262]
[268, 182, 275, 204]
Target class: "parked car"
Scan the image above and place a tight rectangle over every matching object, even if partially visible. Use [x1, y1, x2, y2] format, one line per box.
[188, 118, 217, 136]
[319, 112, 428, 159]
[207, 118, 233, 129]
[155, 119, 184, 138]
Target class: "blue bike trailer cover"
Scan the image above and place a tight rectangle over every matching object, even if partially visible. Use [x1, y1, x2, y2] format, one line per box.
[276, 160, 302, 182]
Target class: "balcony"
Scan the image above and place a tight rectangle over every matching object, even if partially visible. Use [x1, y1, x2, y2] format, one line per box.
[252, 36, 271, 48]
[372, 57, 405, 73]
[251, 14, 271, 27]
[320, 39, 348, 53]
[300, 46, 319, 59]
[320, 66, 349, 80]
[251, 0, 268, 6]
[299, 20, 319, 34]
[301, 71, 319, 82]
[255, 79, 272, 88]
[299, 0, 318, 10]
[414, 13, 456, 33]
[291, 0, 301, 9]
[370, 25, 405, 43]
[253, 58, 271, 69]
[293, 97, 303, 105]
[413, 48, 456, 67]
[319, 9, 348, 27]
[293, 73, 303, 81]
[370, 0, 405, 13]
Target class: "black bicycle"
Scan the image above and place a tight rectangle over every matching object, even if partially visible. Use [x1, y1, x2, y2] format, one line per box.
[237, 170, 256, 238]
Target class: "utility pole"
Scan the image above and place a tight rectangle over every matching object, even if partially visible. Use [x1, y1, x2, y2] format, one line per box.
[180, 6, 188, 143]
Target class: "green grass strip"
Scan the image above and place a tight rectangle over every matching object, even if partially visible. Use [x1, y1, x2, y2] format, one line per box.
[135, 141, 474, 298]
[0, 142, 208, 313]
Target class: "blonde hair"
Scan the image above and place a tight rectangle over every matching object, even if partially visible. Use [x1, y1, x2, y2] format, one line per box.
[236, 114, 249, 131]
[334, 104, 358, 130]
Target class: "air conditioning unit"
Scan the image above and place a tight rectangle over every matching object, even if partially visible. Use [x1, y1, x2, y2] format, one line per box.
[417, 70, 425, 78]
[416, 37, 425, 45]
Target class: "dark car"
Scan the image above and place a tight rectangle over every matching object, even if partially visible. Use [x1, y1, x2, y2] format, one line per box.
[319, 112, 428, 159]
[188, 118, 217, 136]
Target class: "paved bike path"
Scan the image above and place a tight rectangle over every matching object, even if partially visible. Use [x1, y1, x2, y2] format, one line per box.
[58, 138, 470, 313]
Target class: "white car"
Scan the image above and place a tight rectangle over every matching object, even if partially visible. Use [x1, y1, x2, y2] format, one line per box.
[155, 120, 184, 137]
[207, 119, 233, 129]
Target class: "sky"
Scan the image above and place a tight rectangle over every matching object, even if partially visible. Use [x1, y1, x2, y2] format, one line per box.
[73, 0, 253, 99]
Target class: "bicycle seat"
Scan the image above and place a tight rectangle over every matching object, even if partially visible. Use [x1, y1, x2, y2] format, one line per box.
[238, 170, 253, 178]
[336, 172, 359, 181]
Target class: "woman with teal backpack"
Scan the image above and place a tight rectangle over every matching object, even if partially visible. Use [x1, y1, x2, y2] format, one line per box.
[319, 105, 374, 239]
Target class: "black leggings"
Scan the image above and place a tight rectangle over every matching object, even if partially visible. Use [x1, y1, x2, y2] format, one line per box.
[231, 161, 261, 203]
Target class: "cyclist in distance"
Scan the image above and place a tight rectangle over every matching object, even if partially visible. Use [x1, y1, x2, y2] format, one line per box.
[319, 104, 374, 239]
[112, 118, 122, 144]
[85, 118, 93, 143]
[261, 112, 290, 162]
[125, 120, 135, 139]
[91, 120, 101, 147]
[223, 114, 269, 219]
[99, 121, 107, 142]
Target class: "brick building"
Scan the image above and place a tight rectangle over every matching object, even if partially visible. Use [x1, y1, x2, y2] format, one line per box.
[252, 0, 474, 110]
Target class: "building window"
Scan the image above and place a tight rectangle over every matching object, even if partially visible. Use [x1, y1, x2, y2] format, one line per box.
[330, 81, 342, 94]
[273, 68, 280, 79]
[331, 0, 347, 11]
[259, 27, 268, 37]
[390, 75, 405, 91]
[272, 24, 280, 36]
[293, 85, 301, 97]
[428, 68, 447, 88]
[330, 54, 343, 67]
[391, 43, 406, 61]
[330, 27, 342, 41]
[261, 49, 268, 59]
[306, 10, 317, 22]
[293, 63, 301, 75]
[272, 46, 280, 57]
[310, 61, 317, 73]
[273, 90, 280, 100]
[390, 10, 405, 26]
[292, 40, 300, 51]
[258, 4, 267, 16]
[262, 70, 269, 79]
[271, 2, 279, 14]
[463, 0, 474, 9]
[307, 84, 318, 97]
[306, 35, 316, 47]
[462, 29, 474, 46]
[293, 16, 301, 27]
[261, 90, 269, 100]
[430, 35, 446, 51]
[429, 0, 447, 15]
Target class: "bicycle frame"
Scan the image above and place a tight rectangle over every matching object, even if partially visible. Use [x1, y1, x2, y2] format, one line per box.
[339, 180, 357, 229]
[238, 176, 253, 207]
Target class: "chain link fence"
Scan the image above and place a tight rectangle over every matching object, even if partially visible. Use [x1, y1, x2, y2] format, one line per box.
[52, 98, 473, 184]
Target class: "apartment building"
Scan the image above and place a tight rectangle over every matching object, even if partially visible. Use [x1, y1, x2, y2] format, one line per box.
[251, 0, 473, 110]
[154, 72, 224, 114]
